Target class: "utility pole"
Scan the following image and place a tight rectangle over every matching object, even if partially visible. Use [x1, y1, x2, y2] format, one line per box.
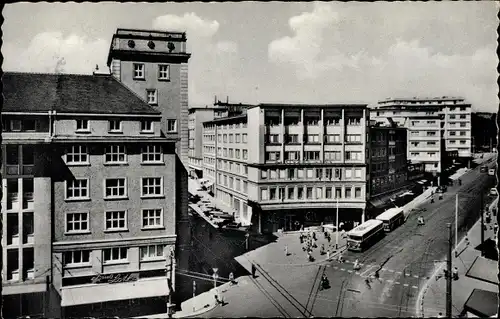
[455, 194, 458, 257]
[446, 223, 452, 318]
[480, 192, 485, 256]
[167, 247, 174, 318]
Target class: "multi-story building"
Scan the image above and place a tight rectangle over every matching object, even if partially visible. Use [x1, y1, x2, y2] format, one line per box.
[202, 103, 370, 233]
[188, 106, 228, 178]
[372, 97, 472, 173]
[471, 112, 497, 153]
[2, 72, 179, 318]
[366, 123, 408, 217]
[106, 28, 192, 300]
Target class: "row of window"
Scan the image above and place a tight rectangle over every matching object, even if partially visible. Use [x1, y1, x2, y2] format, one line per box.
[2, 118, 39, 132]
[260, 167, 363, 180]
[264, 116, 361, 126]
[217, 133, 248, 144]
[264, 134, 362, 144]
[266, 151, 364, 162]
[217, 147, 249, 160]
[409, 152, 438, 157]
[133, 63, 170, 81]
[66, 177, 163, 200]
[64, 144, 163, 165]
[410, 141, 438, 147]
[449, 114, 468, 119]
[448, 122, 469, 128]
[65, 208, 163, 234]
[260, 185, 364, 201]
[203, 134, 216, 142]
[448, 140, 468, 145]
[64, 244, 167, 266]
[449, 131, 468, 136]
[216, 174, 248, 193]
[216, 160, 248, 176]
[203, 146, 216, 154]
[216, 122, 248, 130]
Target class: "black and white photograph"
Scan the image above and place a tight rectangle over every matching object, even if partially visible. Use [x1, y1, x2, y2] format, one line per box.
[1, 1, 498, 318]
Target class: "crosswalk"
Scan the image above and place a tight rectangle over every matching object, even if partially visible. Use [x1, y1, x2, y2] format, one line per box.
[327, 259, 421, 289]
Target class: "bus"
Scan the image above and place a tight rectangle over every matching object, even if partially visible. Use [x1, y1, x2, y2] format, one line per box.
[346, 219, 385, 252]
[376, 208, 405, 232]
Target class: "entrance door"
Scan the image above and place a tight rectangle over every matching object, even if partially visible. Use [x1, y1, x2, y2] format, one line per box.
[284, 215, 294, 231]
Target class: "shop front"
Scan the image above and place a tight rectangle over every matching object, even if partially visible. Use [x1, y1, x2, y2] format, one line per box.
[60, 270, 169, 318]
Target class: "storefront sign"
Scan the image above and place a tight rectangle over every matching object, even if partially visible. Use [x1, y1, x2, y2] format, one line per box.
[90, 272, 139, 284]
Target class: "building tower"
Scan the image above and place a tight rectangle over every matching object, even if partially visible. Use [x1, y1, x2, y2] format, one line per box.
[106, 28, 192, 302]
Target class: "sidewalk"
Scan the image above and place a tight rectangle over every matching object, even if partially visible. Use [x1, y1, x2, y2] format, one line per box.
[417, 198, 499, 318]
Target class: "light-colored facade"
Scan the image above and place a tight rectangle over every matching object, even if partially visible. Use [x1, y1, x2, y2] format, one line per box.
[188, 107, 228, 177]
[372, 97, 472, 173]
[202, 104, 370, 233]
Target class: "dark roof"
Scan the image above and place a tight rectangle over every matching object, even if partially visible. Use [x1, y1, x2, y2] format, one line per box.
[254, 103, 368, 109]
[2, 72, 161, 115]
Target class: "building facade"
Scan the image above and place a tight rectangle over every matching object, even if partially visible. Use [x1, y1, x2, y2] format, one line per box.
[471, 112, 497, 153]
[2, 73, 179, 317]
[367, 125, 408, 199]
[372, 97, 472, 173]
[188, 106, 228, 178]
[202, 103, 370, 233]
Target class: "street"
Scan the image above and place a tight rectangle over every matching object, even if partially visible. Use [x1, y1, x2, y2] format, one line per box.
[201, 155, 497, 318]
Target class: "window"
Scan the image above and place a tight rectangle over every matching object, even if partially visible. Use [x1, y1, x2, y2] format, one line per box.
[158, 65, 170, 80]
[261, 189, 269, 201]
[306, 169, 314, 179]
[355, 169, 362, 178]
[304, 151, 320, 161]
[243, 181, 248, 192]
[334, 168, 342, 179]
[66, 145, 89, 164]
[10, 119, 21, 131]
[105, 145, 127, 164]
[305, 117, 319, 125]
[355, 187, 362, 198]
[134, 63, 145, 79]
[146, 89, 158, 105]
[346, 135, 361, 143]
[346, 151, 362, 161]
[109, 120, 122, 132]
[104, 178, 127, 199]
[325, 117, 340, 125]
[66, 179, 89, 200]
[460, 140, 466, 145]
[316, 187, 323, 199]
[297, 187, 304, 199]
[142, 145, 163, 163]
[103, 247, 128, 264]
[286, 134, 299, 143]
[141, 120, 154, 133]
[325, 134, 340, 143]
[325, 151, 341, 161]
[23, 119, 36, 131]
[306, 135, 320, 143]
[76, 119, 89, 132]
[243, 150, 248, 160]
[335, 188, 342, 199]
[345, 187, 352, 198]
[105, 211, 127, 231]
[345, 169, 352, 178]
[325, 168, 333, 179]
[426, 131, 436, 136]
[287, 187, 295, 199]
[459, 131, 466, 136]
[449, 131, 456, 136]
[242, 134, 248, 143]
[411, 131, 419, 136]
[235, 149, 241, 159]
[166, 119, 177, 133]
[229, 134, 234, 143]
[449, 115, 456, 119]
[460, 123, 466, 127]
[428, 141, 436, 146]
[140, 245, 165, 261]
[66, 212, 89, 233]
[285, 151, 299, 161]
[267, 134, 280, 143]
[348, 117, 361, 125]
[326, 187, 333, 199]
[306, 187, 313, 199]
[142, 177, 163, 197]
[64, 250, 91, 266]
[460, 115, 466, 119]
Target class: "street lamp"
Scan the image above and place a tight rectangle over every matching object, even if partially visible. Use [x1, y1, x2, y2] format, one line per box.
[336, 198, 339, 250]
[166, 247, 175, 318]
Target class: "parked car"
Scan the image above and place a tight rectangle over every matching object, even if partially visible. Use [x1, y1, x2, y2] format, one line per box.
[489, 188, 498, 197]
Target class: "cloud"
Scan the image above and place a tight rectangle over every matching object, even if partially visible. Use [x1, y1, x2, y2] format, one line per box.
[153, 12, 240, 105]
[2, 32, 108, 74]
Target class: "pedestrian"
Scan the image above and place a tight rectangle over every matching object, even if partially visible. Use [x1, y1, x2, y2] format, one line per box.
[452, 266, 459, 280]
[229, 272, 235, 285]
[494, 223, 498, 233]
[327, 234, 331, 243]
[284, 245, 289, 256]
[251, 264, 256, 278]
[312, 238, 317, 248]
[320, 244, 326, 255]
[312, 232, 317, 241]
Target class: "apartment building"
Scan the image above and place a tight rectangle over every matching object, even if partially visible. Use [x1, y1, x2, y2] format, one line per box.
[471, 112, 497, 153]
[188, 106, 228, 178]
[2, 73, 179, 318]
[202, 103, 370, 233]
[372, 97, 472, 173]
[366, 124, 408, 216]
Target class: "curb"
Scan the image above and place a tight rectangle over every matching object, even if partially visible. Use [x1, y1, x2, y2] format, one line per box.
[174, 303, 219, 318]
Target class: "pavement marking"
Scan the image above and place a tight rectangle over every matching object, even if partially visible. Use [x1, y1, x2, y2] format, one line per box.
[388, 269, 394, 272]
[333, 266, 338, 269]
[413, 275, 419, 278]
[359, 265, 377, 278]
[387, 279, 394, 283]
[395, 281, 401, 285]
[396, 271, 402, 275]
[412, 286, 419, 289]
[403, 284, 409, 287]
[347, 270, 353, 273]
[405, 273, 411, 277]
[341, 268, 346, 271]
[382, 267, 387, 271]
[355, 272, 360, 275]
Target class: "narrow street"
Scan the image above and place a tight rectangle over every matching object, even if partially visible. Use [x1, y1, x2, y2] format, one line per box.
[201, 156, 497, 318]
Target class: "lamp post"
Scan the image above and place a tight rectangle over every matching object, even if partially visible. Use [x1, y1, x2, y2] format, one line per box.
[212, 268, 218, 289]
[336, 198, 340, 249]
[167, 247, 175, 318]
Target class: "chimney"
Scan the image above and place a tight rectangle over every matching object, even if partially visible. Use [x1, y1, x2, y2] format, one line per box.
[226, 96, 229, 104]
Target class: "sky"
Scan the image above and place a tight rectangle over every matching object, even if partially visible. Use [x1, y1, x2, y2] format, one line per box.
[2, 2, 499, 112]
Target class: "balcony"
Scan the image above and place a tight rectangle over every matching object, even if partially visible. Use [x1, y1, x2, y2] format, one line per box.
[26, 268, 35, 280]
[9, 270, 20, 281]
[8, 234, 20, 246]
[7, 193, 20, 211]
[23, 192, 34, 210]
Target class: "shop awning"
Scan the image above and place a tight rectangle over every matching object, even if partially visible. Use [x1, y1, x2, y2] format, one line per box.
[61, 278, 169, 307]
[369, 187, 411, 208]
[463, 289, 498, 318]
[466, 256, 499, 285]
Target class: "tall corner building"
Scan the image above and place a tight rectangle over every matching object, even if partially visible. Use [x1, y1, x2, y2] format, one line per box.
[106, 28, 192, 303]
[202, 103, 370, 233]
[371, 97, 472, 183]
